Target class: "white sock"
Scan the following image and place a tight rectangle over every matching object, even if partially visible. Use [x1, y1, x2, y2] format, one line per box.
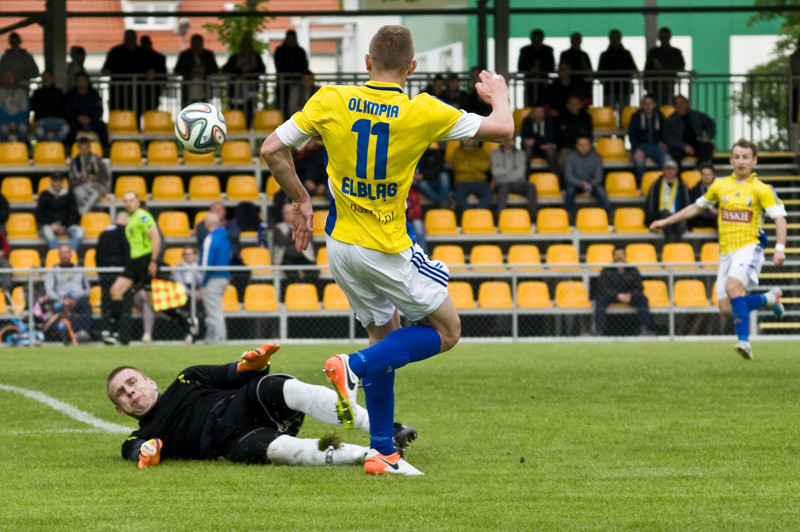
[266, 435, 369, 466]
[765, 291, 777, 306]
[283, 379, 370, 433]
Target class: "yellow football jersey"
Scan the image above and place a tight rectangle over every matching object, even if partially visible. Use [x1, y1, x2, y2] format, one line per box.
[702, 172, 783, 255]
[291, 81, 466, 253]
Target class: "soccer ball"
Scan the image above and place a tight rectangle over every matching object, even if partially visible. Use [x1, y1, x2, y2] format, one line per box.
[174, 102, 227, 154]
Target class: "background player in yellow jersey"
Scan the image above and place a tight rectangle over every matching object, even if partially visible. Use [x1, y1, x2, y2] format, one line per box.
[651, 139, 786, 359]
[261, 26, 514, 475]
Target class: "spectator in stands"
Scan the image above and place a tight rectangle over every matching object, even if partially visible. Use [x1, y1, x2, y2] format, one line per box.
[629, 94, 671, 186]
[66, 46, 86, 90]
[491, 139, 538, 222]
[223, 35, 266, 128]
[287, 70, 319, 116]
[663, 95, 716, 168]
[0, 68, 29, 143]
[42, 244, 92, 343]
[555, 95, 594, 177]
[294, 135, 328, 199]
[559, 32, 593, 97]
[64, 72, 109, 149]
[96, 211, 128, 334]
[443, 73, 468, 109]
[452, 138, 492, 212]
[543, 63, 587, 117]
[139, 35, 167, 113]
[102, 29, 145, 116]
[594, 246, 654, 336]
[273, 202, 317, 287]
[31, 70, 70, 143]
[413, 145, 451, 207]
[174, 34, 219, 105]
[563, 135, 611, 221]
[36, 173, 84, 251]
[274, 30, 309, 119]
[424, 74, 446, 98]
[644, 27, 686, 106]
[688, 162, 718, 231]
[0, 33, 39, 86]
[200, 212, 230, 345]
[518, 29, 555, 106]
[597, 29, 637, 110]
[407, 186, 427, 253]
[196, 201, 242, 267]
[0, 224, 12, 292]
[521, 105, 557, 174]
[69, 136, 110, 214]
[644, 160, 690, 242]
[465, 66, 492, 116]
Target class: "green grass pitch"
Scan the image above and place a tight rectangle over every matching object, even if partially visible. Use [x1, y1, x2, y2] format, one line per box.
[1, 341, 799, 531]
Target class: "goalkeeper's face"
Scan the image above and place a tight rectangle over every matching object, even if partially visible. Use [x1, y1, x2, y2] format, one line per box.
[108, 368, 159, 419]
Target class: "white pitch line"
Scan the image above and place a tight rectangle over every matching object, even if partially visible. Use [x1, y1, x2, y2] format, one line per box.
[0, 383, 130, 433]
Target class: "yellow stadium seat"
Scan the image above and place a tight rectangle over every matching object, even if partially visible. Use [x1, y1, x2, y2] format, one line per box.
[461, 208, 496, 234]
[585, 243, 614, 271]
[253, 109, 285, 134]
[641, 171, 662, 196]
[83, 248, 97, 277]
[81, 212, 111, 238]
[596, 137, 627, 162]
[425, 209, 458, 235]
[163, 247, 184, 267]
[2, 177, 33, 202]
[575, 207, 609, 233]
[244, 284, 279, 311]
[478, 281, 513, 309]
[194, 212, 208, 229]
[673, 279, 709, 307]
[9, 249, 41, 276]
[223, 109, 248, 134]
[620, 105, 638, 131]
[108, 110, 138, 134]
[222, 285, 240, 311]
[469, 244, 504, 272]
[114, 175, 147, 200]
[431, 245, 466, 273]
[90, 285, 102, 313]
[37, 176, 69, 195]
[700, 242, 720, 270]
[529, 172, 560, 198]
[45, 248, 78, 268]
[240, 246, 272, 275]
[481, 141, 500, 156]
[681, 170, 701, 189]
[147, 141, 179, 165]
[0, 293, 6, 314]
[443, 140, 459, 163]
[183, 150, 215, 165]
[555, 281, 591, 308]
[605, 171, 638, 197]
[110, 141, 142, 165]
[0, 142, 29, 166]
[70, 140, 102, 159]
[220, 140, 252, 165]
[188, 175, 221, 200]
[546, 244, 580, 272]
[660, 104, 675, 119]
[662, 242, 696, 270]
[625, 243, 659, 270]
[227, 175, 259, 201]
[498, 208, 532, 234]
[265, 175, 281, 200]
[152, 175, 185, 200]
[143, 110, 173, 134]
[12, 286, 27, 312]
[312, 210, 328, 236]
[157, 211, 191, 237]
[322, 283, 351, 311]
[513, 107, 532, 132]
[642, 280, 670, 308]
[508, 244, 542, 272]
[285, 283, 320, 311]
[613, 207, 649, 233]
[33, 141, 66, 166]
[588, 106, 617, 129]
[536, 208, 570, 234]
[448, 281, 476, 309]
[518, 281, 552, 308]
[316, 246, 330, 275]
[6, 213, 38, 239]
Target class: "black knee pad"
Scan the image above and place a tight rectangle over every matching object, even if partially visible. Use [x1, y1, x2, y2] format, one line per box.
[250, 374, 305, 436]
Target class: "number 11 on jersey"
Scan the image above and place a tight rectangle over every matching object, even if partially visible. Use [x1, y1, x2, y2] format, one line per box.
[352, 119, 389, 181]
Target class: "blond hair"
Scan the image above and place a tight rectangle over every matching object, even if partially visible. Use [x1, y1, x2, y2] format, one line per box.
[369, 26, 414, 74]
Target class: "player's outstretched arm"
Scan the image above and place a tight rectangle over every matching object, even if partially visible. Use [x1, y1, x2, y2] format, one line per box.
[238, 342, 280, 372]
[473, 71, 515, 143]
[773, 215, 787, 267]
[649, 203, 703, 232]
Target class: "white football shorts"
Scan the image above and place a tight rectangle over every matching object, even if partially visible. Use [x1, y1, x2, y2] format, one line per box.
[325, 237, 450, 327]
[716, 243, 765, 301]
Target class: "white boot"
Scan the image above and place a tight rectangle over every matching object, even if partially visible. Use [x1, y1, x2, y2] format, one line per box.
[266, 435, 369, 466]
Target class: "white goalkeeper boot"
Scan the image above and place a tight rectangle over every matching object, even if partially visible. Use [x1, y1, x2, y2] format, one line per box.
[266, 435, 369, 466]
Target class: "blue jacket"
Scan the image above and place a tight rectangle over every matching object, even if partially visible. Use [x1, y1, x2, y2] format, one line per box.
[201, 226, 231, 285]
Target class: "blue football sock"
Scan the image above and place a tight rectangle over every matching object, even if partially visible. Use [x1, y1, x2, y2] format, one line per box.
[362, 371, 395, 455]
[352, 325, 442, 378]
[730, 296, 751, 341]
[743, 293, 767, 311]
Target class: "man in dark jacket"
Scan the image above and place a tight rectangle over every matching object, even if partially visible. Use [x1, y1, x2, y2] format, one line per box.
[644, 160, 690, 242]
[31, 70, 70, 143]
[517, 28, 555, 106]
[644, 27, 686, 105]
[36, 173, 84, 250]
[273, 30, 308, 119]
[96, 210, 129, 332]
[139, 35, 166, 113]
[629, 94, 671, 186]
[412, 145, 450, 207]
[594, 246, 653, 336]
[64, 72, 109, 148]
[663, 95, 716, 168]
[521, 105, 557, 173]
[174, 34, 219, 105]
[101, 29, 146, 116]
[555, 95, 593, 176]
[597, 29, 637, 109]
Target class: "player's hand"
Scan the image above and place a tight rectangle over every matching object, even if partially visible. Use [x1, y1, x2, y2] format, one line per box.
[773, 250, 786, 267]
[291, 198, 314, 252]
[138, 438, 163, 468]
[475, 70, 509, 105]
[237, 342, 280, 372]
[649, 220, 666, 232]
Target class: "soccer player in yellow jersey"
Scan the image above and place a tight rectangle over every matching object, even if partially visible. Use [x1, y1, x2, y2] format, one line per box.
[261, 26, 514, 475]
[651, 139, 786, 359]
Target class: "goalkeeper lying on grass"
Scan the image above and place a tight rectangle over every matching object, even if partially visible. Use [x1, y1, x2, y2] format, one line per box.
[106, 343, 417, 468]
